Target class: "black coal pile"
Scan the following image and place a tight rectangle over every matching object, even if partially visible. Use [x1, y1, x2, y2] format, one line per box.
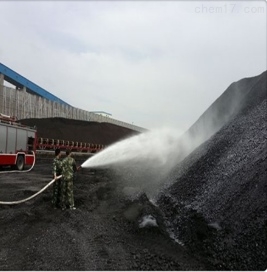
[19, 118, 139, 146]
[158, 71, 267, 270]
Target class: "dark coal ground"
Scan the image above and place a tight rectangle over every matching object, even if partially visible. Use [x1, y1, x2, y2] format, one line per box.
[1, 71, 266, 271]
[0, 158, 214, 271]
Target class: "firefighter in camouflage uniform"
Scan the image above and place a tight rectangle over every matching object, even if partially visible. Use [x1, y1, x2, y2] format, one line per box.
[52, 148, 62, 208]
[60, 149, 77, 210]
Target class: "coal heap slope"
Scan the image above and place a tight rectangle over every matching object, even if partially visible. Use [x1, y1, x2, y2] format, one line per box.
[180, 70, 267, 156]
[158, 71, 267, 270]
[19, 118, 139, 146]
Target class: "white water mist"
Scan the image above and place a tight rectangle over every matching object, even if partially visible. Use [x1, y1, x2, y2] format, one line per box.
[82, 128, 183, 169]
[82, 128, 191, 199]
[81, 78, 246, 199]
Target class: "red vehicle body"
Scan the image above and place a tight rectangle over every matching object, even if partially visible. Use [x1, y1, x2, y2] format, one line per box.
[0, 114, 37, 170]
[0, 113, 105, 171]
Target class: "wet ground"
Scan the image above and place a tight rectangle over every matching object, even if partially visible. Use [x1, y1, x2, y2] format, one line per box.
[0, 157, 214, 271]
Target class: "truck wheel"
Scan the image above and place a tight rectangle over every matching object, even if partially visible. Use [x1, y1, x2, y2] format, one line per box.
[16, 155, 25, 171]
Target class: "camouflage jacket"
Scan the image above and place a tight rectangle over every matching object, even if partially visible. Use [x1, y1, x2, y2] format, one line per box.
[52, 157, 62, 176]
[62, 156, 77, 180]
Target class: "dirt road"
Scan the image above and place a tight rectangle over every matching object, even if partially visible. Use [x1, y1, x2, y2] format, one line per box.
[0, 157, 214, 271]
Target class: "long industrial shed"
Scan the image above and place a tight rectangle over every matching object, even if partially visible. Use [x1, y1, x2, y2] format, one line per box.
[0, 63, 145, 132]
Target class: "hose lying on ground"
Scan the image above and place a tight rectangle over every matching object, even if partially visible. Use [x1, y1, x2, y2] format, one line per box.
[0, 175, 62, 205]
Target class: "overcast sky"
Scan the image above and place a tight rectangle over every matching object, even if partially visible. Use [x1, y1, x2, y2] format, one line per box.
[0, 1, 266, 132]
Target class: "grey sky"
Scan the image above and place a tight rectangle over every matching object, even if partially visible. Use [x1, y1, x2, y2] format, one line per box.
[0, 1, 266, 132]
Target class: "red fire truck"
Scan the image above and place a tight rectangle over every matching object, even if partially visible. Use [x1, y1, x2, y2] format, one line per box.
[0, 113, 37, 170]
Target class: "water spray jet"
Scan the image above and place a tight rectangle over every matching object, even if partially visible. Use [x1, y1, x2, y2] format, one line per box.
[81, 128, 183, 169]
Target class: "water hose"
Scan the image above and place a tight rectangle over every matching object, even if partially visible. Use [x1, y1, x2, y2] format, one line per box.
[0, 175, 62, 205]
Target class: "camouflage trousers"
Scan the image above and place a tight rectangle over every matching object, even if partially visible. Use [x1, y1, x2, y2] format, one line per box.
[52, 178, 61, 207]
[60, 178, 74, 209]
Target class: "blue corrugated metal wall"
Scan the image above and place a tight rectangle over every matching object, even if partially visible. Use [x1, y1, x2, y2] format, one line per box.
[0, 63, 69, 106]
